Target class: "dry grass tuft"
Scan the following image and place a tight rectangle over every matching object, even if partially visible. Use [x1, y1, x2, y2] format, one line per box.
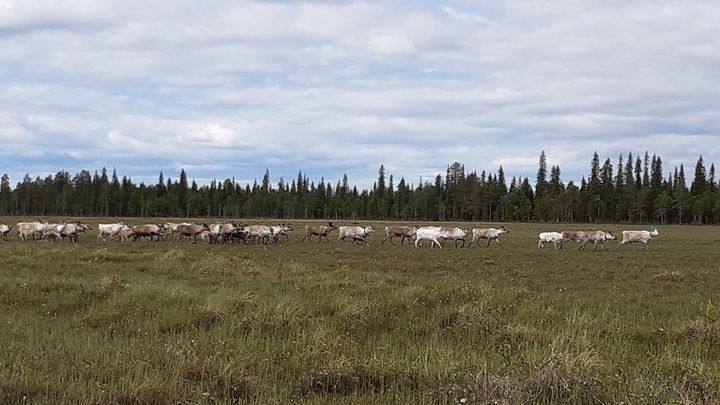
[227, 292, 257, 312]
[84, 247, 137, 262]
[192, 307, 226, 332]
[97, 275, 130, 293]
[0, 381, 59, 403]
[653, 270, 685, 282]
[113, 386, 185, 405]
[524, 350, 606, 402]
[161, 249, 190, 261]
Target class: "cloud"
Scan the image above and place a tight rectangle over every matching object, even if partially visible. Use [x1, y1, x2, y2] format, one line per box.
[367, 35, 415, 55]
[441, 6, 490, 24]
[0, 0, 718, 189]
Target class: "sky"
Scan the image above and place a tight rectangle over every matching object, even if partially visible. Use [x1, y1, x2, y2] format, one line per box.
[1, 0, 719, 189]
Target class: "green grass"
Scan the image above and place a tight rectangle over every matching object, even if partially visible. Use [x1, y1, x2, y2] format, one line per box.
[1, 218, 720, 403]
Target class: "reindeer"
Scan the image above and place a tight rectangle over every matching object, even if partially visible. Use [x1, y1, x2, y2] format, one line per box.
[302, 222, 337, 243]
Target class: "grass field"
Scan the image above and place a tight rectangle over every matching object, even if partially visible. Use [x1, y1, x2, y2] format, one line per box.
[1, 218, 720, 404]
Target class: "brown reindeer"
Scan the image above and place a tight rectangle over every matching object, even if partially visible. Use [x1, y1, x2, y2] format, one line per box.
[582, 230, 616, 251]
[302, 222, 337, 243]
[559, 231, 586, 250]
[381, 226, 417, 246]
[174, 224, 210, 244]
[60, 223, 82, 243]
[132, 224, 166, 241]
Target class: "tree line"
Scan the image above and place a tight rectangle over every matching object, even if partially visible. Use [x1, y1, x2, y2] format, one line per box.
[1, 151, 719, 224]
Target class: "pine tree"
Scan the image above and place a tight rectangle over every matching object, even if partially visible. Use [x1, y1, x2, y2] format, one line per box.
[691, 156, 707, 195]
[97, 167, 110, 216]
[110, 169, 121, 216]
[179, 169, 188, 216]
[675, 164, 688, 223]
[536, 151, 548, 196]
[262, 169, 271, 193]
[0, 174, 11, 215]
[497, 166, 507, 220]
[534, 151, 549, 221]
[587, 152, 602, 222]
[377, 165, 386, 197]
[620, 153, 636, 221]
[634, 157, 642, 190]
[600, 158, 614, 221]
[709, 164, 717, 191]
[157, 171, 166, 197]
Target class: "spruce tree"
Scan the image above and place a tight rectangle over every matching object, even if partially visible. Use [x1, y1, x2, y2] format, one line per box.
[709, 164, 716, 191]
[0, 174, 11, 215]
[179, 169, 188, 216]
[691, 156, 707, 195]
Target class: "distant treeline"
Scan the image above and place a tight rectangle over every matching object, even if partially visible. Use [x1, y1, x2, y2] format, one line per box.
[1, 151, 719, 224]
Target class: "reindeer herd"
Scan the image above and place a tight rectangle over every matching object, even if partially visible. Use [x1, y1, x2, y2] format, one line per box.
[538, 228, 661, 251]
[0, 219, 660, 250]
[97, 222, 294, 245]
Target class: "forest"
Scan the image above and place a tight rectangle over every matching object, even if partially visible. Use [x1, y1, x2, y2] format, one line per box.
[1, 151, 719, 224]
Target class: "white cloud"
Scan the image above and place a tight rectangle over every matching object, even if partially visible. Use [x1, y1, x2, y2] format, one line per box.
[441, 6, 490, 24]
[367, 34, 415, 55]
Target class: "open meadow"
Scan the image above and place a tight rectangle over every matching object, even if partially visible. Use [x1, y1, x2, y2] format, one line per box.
[1, 218, 720, 404]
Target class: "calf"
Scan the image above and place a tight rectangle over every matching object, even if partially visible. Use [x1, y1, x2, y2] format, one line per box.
[415, 226, 444, 249]
[582, 230, 616, 251]
[118, 226, 135, 242]
[439, 227, 468, 248]
[337, 225, 374, 245]
[198, 230, 213, 244]
[381, 226, 417, 246]
[302, 222, 337, 243]
[537, 232, 563, 249]
[0, 224, 9, 241]
[468, 226, 510, 247]
[619, 228, 659, 249]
